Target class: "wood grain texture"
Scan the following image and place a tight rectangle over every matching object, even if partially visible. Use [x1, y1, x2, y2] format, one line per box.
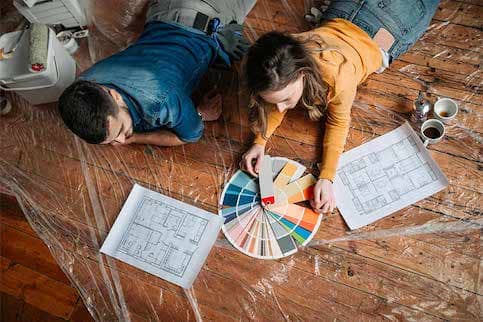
[0, 193, 94, 321]
[0, 0, 481, 321]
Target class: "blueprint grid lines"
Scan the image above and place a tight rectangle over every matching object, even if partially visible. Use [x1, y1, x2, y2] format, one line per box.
[338, 135, 439, 217]
[334, 123, 448, 230]
[117, 197, 208, 278]
[101, 184, 224, 288]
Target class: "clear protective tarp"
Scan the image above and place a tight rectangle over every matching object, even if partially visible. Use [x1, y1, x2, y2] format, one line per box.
[0, 0, 481, 321]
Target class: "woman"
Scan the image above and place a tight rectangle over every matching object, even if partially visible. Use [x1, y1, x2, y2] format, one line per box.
[241, 0, 439, 214]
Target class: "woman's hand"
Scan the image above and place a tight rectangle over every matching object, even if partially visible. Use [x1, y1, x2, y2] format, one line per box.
[240, 144, 265, 177]
[310, 178, 336, 214]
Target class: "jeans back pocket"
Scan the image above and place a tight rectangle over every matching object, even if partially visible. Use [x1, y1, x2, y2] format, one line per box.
[368, 0, 426, 37]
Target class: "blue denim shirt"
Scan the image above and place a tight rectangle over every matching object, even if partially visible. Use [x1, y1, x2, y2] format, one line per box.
[79, 21, 219, 142]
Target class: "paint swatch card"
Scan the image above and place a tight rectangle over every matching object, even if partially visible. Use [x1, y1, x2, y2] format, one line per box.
[260, 155, 275, 205]
[219, 157, 322, 260]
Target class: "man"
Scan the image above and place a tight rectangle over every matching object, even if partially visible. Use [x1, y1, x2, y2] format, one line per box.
[58, 0, 256, 146]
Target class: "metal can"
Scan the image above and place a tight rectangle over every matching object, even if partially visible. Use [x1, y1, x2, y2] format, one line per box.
[412, 91, 431, 122]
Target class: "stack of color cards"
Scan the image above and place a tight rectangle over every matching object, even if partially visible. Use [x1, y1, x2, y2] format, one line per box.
[219, 157, 323, 259]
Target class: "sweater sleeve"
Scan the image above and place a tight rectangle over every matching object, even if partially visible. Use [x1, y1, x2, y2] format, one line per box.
[319, 83, 357, 181]
[253, 105, 287, 146]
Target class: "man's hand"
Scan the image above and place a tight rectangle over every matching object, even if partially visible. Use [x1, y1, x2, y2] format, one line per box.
[310, 179, 336, 214]
[216, 22, 250, 61]
[240, 144, 265, 177]
[197, 89, 222, 121]
[110, 134, 137, 146]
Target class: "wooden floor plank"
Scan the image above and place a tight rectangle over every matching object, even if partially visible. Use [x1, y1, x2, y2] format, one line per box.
[421, 22, 482, 52]
[10, 136, 479, 230]
[209, 244, 480, 321]
[0, 194, 36, 237]
[0, 291, 66, 322]
[0, 193, 96, 322]
[63, 256, 196, 322]
[0, 256, 78, 319]
[315, 222, 481, 293]
[0, 224, 71, 285]
[69, 298, 95, 322]
[434, 0, 483, 28]
[11, 169, 480, 296]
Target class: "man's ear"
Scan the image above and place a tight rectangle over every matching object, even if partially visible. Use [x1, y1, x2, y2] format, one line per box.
[108, 88, 123, 105]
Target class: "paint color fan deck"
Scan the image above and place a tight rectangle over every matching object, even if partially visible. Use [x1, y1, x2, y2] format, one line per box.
[219, 157, 322, 259]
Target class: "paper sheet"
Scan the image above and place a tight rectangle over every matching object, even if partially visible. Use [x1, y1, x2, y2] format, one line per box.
[100, 184, 224, 288]
[334, 122, 449, 230]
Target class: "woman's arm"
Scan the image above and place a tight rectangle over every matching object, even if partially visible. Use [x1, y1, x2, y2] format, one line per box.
[319, 85, 357, 181]
[313, 82, 357, 213]
[241, 105, 287, 176]
[253, 105, 287, 146]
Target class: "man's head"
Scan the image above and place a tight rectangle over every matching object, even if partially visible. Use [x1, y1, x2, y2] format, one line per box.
[58, 80, 133, 145]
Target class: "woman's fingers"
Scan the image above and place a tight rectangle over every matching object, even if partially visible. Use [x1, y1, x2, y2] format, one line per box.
[321, 199, 330, 213]
[313, 186, 322, 208]
[310, 199, 322, 213]
[311, 199, 335, 214]
[244, 156, 258, 177]
[329, 200, 336, 213]
[240, 145, 265, 178]
[314, 207, 324, 214]
[254, 154, 263, 174]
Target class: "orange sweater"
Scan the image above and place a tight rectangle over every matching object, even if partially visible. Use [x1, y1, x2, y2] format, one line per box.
[253, 18, 382, 181]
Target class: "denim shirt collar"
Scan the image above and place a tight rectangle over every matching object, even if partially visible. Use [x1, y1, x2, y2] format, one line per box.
[103, 84, 142, 131]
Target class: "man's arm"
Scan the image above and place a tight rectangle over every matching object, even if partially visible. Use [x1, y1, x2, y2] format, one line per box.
[126, 130, 186, 146]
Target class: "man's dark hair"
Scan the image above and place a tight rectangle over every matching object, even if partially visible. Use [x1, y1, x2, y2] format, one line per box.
[58, 80, 117, 144]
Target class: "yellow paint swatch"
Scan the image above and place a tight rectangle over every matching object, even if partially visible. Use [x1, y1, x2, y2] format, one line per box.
[280, 174, 316, 204]
[274, 162, 298, 188]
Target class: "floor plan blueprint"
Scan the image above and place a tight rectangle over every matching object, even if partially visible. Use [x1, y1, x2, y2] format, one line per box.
[334, 122, 448, 230]
[101, 184, 223, 288]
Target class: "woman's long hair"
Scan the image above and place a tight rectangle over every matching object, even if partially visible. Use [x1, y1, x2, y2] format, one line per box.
[244, 31, 329, 139]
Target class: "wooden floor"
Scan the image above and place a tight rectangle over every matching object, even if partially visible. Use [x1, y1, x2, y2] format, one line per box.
[0, 0, 481, 321]
[0, 193, 94, 322]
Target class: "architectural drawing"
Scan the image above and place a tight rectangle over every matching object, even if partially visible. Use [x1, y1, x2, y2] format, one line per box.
[117, 197, 208, 277]
[334, 123, 448, 230]
[338, 135, 438, 216]
[101, 184, 223, 288]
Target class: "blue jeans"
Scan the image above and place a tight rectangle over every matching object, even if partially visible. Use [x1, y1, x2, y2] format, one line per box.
[321, 0, 440, 60]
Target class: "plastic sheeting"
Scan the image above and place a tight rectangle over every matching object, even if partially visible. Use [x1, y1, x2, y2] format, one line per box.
[1, 0, 481, 321]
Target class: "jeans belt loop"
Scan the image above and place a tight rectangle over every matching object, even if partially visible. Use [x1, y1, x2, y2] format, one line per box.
[349, 0, 366, 22]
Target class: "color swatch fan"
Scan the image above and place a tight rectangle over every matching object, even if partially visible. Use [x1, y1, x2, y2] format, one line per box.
[219, 157, 322, 259]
